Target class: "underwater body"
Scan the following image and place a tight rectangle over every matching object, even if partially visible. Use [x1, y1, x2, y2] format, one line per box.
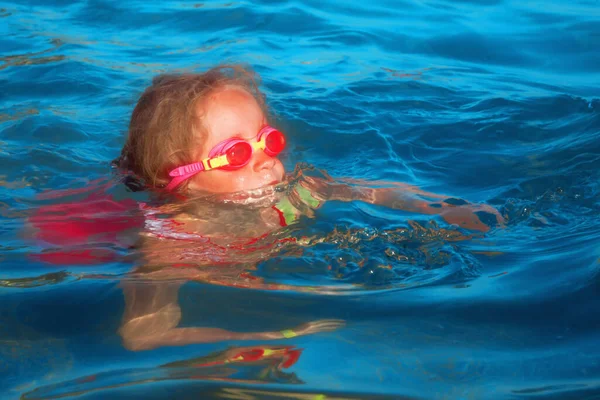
[1, 0, 600, 399]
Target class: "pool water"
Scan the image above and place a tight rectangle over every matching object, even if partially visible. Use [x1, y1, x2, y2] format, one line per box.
[1, 0, 600, 399]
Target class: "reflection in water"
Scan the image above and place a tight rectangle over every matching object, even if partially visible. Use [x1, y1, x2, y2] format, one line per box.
[0, 107, 39, 124]
[0, 270, 75, 288]
[0, 38, 65, 71]
[22, 344, 299, 398]
[22, 342, 405, 399]
[162, 345, 305, 383]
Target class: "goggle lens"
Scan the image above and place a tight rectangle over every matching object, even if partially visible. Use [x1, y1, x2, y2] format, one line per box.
[226, 142, 253, 167]
[265, 129, 285, 155]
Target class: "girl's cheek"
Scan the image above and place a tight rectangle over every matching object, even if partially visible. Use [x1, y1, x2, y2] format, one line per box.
[229, 173, 249, 190]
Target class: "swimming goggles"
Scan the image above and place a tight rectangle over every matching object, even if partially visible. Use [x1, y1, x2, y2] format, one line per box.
[165, 125, 285, 191]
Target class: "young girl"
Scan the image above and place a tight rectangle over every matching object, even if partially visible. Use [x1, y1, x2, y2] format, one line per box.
[114, 64, 503, 351]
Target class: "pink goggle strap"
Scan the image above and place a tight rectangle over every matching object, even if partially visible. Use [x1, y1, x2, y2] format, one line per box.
[165, 162, 205, 191]
[208, 137, 243, 158]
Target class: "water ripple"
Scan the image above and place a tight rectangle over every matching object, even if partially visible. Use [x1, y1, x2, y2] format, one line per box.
[1, 0, 600, 398]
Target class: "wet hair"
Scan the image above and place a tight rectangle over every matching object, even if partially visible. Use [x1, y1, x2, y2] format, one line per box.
[118, 64, 266, 191]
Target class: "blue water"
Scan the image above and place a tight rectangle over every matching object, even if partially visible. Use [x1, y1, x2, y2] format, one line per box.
[1, 0, 600, 399]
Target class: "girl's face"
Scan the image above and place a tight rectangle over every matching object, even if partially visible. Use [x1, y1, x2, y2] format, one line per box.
[188, 86, 285, 194]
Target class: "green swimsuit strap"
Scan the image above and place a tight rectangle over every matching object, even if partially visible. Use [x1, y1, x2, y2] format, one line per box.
[272, 184, 321, 227]
[296, 184, 321, 208]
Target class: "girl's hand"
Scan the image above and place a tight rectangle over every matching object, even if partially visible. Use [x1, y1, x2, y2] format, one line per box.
[439, 203, 505, 232]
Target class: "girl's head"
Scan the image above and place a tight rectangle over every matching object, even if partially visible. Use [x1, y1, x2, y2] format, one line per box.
[119, 65, 285, 194]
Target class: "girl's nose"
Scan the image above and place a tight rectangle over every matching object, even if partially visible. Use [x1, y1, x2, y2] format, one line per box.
[252, 150, 276, 172]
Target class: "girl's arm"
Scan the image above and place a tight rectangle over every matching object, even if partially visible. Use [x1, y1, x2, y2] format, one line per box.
[118, 280, 344, 351]
[303, 176, 504, 232]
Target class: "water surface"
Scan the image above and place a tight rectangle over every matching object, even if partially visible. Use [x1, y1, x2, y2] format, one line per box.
[1, 0, 599, 399]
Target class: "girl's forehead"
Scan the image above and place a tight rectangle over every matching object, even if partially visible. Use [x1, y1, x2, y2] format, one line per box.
[198, 86, 264, 123]
[195, 86, 266, 150]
